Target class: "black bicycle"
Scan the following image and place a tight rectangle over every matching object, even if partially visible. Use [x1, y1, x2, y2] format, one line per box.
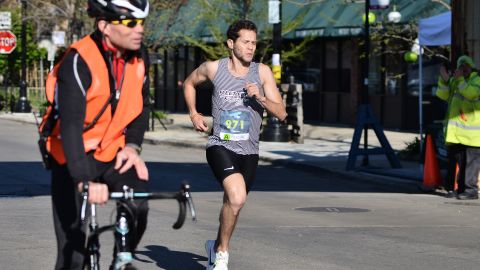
[80, 182, 196, 270]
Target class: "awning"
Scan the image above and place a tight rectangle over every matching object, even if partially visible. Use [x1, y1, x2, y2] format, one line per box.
[418, 11, 451, 46]
[284, 0, 450, 38]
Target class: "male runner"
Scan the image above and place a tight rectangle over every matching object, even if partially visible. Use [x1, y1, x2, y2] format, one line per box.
[183, 19, 287, 270]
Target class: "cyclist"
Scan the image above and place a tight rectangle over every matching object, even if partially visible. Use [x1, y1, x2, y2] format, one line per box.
[183, 19, 287, 270]
[44, 0, 151, 269]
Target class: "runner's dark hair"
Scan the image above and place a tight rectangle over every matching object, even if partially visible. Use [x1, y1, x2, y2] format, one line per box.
[227, 19, 257, 42]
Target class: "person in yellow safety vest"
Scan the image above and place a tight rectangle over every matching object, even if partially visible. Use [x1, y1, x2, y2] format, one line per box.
[437, 55, 480, 200]
[436, 60, 466, 198]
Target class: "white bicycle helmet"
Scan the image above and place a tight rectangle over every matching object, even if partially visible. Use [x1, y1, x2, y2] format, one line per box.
[87, 0, 149, 20]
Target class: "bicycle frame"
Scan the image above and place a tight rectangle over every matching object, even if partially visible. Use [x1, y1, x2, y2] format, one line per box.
[81, 183, 196, 270]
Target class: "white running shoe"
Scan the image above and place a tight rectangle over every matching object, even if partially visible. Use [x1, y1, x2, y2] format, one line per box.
[205, 240, 216, 270]
[213, 250, 229, 270]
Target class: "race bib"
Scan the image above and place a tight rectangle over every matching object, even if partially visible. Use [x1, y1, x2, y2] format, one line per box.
[219, 110, 251, 141]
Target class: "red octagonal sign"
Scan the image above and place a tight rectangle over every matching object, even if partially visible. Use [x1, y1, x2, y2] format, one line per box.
[0, 30, 17, 54]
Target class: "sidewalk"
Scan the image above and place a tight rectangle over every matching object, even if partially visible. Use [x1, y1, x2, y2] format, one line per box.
[145, 113, 424, 185]
[0, 112, 424, 187]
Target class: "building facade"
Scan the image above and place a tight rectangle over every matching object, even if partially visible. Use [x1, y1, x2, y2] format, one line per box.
[150, 0, 450, 131]
[452, 0, 480, 63]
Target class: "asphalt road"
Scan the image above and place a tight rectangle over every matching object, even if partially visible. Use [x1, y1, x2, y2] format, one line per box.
[1, 119, 480, 270]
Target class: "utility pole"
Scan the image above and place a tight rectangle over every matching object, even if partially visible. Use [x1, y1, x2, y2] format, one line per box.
[362, 0, 371, 165]
[15, 0, 31, 113]
[261, 0, 290, 142]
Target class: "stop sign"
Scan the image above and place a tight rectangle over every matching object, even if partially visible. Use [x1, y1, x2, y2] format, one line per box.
[0, 30, 16, 54]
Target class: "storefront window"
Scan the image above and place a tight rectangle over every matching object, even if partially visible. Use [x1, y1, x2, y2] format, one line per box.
[325, 41, 339, 92]
[341, 40, 352, 93]
[284, 39, 322, 93]
[406, 62, 441, 97]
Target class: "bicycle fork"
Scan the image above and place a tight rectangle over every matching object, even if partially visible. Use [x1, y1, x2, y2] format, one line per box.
[81, 185, 101, 270]
[113, 208, 133, 270]
[85, 204, 101, 270]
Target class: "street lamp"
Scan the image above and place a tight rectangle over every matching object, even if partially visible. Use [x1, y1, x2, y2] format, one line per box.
[388, 5, 402, 23]
[14, 0, 31, 112]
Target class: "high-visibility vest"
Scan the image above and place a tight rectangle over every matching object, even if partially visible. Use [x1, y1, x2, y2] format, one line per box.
[39, 36, 145, 164]
[437, 72, 480, 146]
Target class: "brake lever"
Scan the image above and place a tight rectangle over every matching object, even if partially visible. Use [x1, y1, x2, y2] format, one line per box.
[80, 182, 89, 223]
[181, 182, 197, 222]
[185, 191, 197, 222]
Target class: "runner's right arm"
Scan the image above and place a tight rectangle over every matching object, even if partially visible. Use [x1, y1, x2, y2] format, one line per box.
[183, 61, 218, 131]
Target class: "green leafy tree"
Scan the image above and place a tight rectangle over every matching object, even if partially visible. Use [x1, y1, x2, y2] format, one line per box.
[146, 0, 189, 48]
[366, 0, 451, 61]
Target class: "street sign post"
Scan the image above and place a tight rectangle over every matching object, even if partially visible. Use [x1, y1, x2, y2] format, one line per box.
[0, 30, 16, 54]
[0, 12, 11, 30]
[52, 31, 66, 47]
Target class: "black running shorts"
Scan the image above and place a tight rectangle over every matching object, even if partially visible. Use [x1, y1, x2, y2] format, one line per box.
[206, 145, 259, 192]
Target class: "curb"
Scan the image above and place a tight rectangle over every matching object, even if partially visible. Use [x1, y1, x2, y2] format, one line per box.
[357, 167, 423, 182]
[143, 137, 206, 150]
[258, 155, 423, 192]
[143, 136, 423, 192]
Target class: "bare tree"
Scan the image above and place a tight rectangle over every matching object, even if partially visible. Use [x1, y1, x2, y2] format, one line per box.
[23, 0, 79, 42]
[146, 0, 189, 49]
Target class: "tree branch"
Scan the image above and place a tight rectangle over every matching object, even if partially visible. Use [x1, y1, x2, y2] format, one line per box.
[431, 0, 451, 10]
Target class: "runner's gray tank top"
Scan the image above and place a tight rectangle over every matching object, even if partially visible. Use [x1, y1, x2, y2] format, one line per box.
[207, 57, 265, 155]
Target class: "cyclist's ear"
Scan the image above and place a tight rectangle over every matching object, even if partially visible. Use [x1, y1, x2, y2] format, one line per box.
[98, 20, 108, 34]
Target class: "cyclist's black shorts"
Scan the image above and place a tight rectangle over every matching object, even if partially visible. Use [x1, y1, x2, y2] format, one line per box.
[206, 145, 259, 192]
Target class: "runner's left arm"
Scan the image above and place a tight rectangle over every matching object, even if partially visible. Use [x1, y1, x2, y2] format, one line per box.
[253, 63, 287, 121]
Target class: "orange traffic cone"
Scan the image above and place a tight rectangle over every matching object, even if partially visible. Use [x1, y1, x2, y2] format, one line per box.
[423, 134, 442, 191]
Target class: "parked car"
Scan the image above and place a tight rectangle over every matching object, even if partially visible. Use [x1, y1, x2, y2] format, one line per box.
[406, 78, 437, 97]
[285, 69, 321, 92]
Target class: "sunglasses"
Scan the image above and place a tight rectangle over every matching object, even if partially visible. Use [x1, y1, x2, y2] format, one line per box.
[109, 19, 145, 28]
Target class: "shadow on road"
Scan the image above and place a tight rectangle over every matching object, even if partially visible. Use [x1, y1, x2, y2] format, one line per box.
[0, 161, 419, 197]
[0, 162, 50, 196]
[136, 245, 206, 270]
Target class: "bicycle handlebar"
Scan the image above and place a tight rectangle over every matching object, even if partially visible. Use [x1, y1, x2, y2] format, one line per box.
[81, 182, 196, 230]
